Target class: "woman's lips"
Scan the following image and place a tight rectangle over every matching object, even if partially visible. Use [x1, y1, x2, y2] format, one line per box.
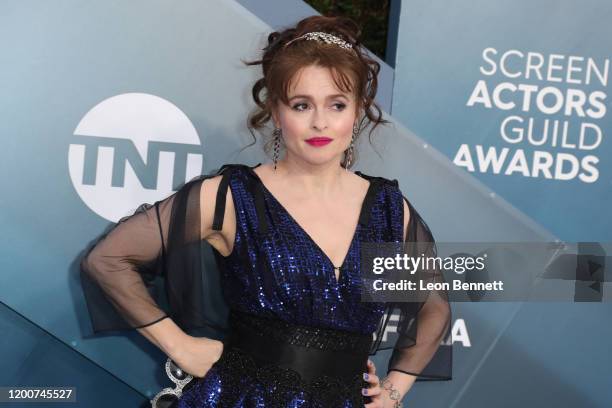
[305, 137, 332, 147]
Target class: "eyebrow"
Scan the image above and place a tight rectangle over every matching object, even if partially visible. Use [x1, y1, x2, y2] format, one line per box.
[288, 94, 349, 101]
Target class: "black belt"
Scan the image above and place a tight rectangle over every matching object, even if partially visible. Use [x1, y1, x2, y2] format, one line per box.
[225, 310, 372, 384]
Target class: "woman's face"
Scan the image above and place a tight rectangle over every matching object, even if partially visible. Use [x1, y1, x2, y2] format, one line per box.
[272, 65, 358, 167]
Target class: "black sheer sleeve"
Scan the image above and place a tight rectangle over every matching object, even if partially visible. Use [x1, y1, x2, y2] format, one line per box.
[370, 196, 452, 380]
[79, 165, 235, 335]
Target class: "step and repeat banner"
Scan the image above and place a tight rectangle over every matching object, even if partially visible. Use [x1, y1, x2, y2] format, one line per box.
[392, 0, 611, 406]
[1, 0, 603, 407]
[393, 0, 611, 242]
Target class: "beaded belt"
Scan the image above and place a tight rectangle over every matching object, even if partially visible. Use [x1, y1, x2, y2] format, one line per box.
[225, 309, 372, 385]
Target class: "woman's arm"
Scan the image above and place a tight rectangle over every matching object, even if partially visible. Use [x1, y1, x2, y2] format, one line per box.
[137, 316, 223, 377]
[387, 370, 417, 396]
[80, 174, 228, 329]
[80, 196, 176, 330]
[80, 173, 230, 375]
[377, 199, 418, 401]
[377, 196, 452, 403]
[137, 316, 189, 358]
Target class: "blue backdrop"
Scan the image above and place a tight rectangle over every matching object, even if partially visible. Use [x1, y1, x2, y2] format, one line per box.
[0, 0, 609, 407]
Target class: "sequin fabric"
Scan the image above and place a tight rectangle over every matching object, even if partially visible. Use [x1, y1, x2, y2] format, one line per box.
[178, 348, 365, 408]
[227, 309, 372, 354]
[177, 164, 405, 407]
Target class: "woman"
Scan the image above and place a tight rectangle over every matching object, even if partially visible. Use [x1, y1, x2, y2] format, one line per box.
[80, 15, 451, 407]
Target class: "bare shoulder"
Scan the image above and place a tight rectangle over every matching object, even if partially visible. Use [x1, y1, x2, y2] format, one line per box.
[199, 175, 223, 240]
[199, 175, 235, 255]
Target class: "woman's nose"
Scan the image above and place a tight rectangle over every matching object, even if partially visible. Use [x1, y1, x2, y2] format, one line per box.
[311, 110, 328, 131]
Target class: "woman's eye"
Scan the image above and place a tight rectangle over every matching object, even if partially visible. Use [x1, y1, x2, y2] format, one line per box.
[291, 103, 347, 111]
[292, 103, 308, 111]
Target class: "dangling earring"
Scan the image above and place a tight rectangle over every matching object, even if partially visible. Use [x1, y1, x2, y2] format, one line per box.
[273, 127, 281, 170]
[345, 123, 358, 170]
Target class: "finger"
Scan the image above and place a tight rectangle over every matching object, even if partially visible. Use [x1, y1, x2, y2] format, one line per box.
[362, 384, 382, 396]
[367, 359, 376, 375]
[363, 372, 380, 386]
[364, 401, 383, 408]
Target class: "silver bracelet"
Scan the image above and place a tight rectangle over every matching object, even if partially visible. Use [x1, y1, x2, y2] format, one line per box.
[381, 378, 403, 408]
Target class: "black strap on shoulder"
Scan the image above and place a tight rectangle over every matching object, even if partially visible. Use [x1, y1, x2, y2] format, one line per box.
[210, 163, 269, 235]
[211, 166, 235, 231]
[357, 179, 378, 228]
[355, 171, 399, 228]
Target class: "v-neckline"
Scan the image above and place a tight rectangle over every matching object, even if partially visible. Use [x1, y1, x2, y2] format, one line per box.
[245, 163, 375, 285]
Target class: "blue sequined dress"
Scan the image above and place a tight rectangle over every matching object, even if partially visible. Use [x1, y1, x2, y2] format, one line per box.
[80, 163, 452, 408]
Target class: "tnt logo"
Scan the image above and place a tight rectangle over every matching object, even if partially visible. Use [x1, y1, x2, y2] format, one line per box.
[68, 93, 203, 222]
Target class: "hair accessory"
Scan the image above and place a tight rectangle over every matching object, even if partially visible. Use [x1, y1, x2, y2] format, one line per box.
[284, 31, 353, 50]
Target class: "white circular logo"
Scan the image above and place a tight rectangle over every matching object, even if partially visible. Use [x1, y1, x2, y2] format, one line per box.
[69, 93, 203, 222]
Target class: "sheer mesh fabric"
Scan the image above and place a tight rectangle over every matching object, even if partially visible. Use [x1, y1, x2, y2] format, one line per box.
[79, 165, 451, 380]
[369, 196, 452, 380]
[80, 167, 231, 334]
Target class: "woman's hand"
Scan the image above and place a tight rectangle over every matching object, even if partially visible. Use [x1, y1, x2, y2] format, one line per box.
[170, 335, 224, 378]
[363, 359, 388, 407]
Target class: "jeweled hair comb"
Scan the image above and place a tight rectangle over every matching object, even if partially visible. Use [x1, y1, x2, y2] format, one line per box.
[284, 31, 354, 50]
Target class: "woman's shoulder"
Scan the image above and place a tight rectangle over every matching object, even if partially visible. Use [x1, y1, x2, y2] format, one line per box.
[353, 171, 434, 241]
[353, 169, 400, 188]
[353, 169, 408, 206]
[166, 163, 255, 230]
[195, 162, 257, 194]
[191, 162, 256, 182]
[353, 170, 419, 239]
[178, 162, 258, 193]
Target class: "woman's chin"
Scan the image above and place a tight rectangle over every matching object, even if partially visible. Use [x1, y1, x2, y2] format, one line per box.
[302, 154, 342, 167]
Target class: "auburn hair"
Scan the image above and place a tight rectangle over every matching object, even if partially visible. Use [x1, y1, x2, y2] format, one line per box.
[240, 15, 389, 168]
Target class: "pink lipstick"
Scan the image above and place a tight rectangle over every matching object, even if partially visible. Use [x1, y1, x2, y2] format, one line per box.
[305, 137, 332, 147]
